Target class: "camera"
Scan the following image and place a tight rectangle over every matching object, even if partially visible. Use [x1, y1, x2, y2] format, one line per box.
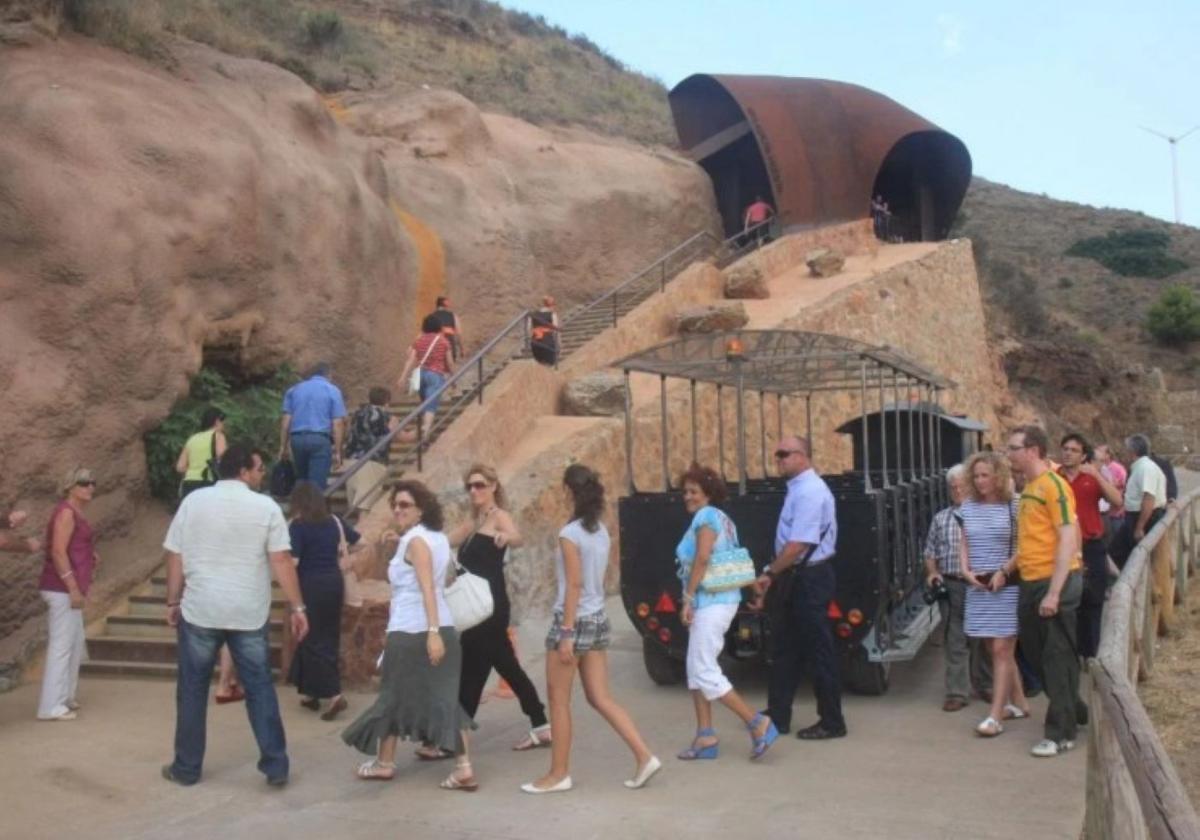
[923, 577, 949, 605]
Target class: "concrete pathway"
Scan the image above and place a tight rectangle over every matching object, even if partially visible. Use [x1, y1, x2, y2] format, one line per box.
[0, 598, 1084, 840]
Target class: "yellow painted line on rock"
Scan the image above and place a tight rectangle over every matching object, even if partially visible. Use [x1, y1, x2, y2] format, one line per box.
[321, 95, 350, 124]
[392, 201, 445, 334]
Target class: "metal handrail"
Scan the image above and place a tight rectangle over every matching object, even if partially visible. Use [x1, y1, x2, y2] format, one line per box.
[324, 307, 532, 497]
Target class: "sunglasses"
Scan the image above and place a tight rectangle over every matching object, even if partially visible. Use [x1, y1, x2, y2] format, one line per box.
[1006, 444, 1031, 452]
[465, 481, 489, 491]
[773, 449, 800, 460]
[76, 480, 97, 488]
[392, 500, 417, 510]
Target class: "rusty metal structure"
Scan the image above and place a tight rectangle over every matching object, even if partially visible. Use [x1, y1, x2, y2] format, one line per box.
[669, 75, 972, 242]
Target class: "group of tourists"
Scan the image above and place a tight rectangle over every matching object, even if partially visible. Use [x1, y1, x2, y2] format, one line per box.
[925, 428, 1179, 757]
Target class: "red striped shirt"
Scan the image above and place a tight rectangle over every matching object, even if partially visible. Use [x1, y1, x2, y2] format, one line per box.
[412, 333, 451, 375]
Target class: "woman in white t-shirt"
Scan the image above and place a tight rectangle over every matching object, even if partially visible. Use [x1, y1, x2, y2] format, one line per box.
[521, 465, 661, 794]
[341, 480, 477, 791]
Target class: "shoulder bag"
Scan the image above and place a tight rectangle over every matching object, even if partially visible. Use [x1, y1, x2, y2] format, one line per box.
[700, 511, 757, 593]
[334, 516, 363, 607]
[408, 335, 442, 395]
[443, 534, 494, 631]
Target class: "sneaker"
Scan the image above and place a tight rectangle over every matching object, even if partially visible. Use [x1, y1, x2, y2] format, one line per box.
[1031, 738, 1075, 757]
[37, 710, 77, 721]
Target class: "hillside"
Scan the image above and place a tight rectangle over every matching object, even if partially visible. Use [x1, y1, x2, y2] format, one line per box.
[956, 178, 1200, 447]
[29, 0, 677, 145]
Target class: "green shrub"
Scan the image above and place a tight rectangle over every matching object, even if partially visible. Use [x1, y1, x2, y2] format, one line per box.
[1066, 230, 1188, 278]
[1146, 286, 1200, 347]
[143, 365, 295, 502]
[303, 10, 343, 47]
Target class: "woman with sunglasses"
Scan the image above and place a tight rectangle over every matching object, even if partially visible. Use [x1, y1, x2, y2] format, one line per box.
[443, 464, 549, 754]
[522, 464, 660, 794]
[342, 481, 477, 790]
[36, 468, 100, 721]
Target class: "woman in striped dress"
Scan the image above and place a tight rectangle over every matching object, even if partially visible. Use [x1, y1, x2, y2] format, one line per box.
[959, 451, 1030, 737]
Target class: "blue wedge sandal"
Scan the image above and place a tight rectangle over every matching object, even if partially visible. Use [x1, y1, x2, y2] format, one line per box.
[749, 713, 779, 760]
[677, 727, 719, 760]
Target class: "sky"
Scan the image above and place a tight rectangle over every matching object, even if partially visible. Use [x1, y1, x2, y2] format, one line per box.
[502, 0, 1200, 227]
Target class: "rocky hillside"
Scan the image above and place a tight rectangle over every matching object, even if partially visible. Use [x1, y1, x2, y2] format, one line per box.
[956, 178, 1200, 447]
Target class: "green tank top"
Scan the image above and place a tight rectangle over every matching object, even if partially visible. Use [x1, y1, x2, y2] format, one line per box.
[184, 430, 218, 481]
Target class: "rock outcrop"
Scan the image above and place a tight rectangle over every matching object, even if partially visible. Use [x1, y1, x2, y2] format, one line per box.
[0, 33, 718, 650]
[806, 248, 846, 277]
[562, 371, 627, 417]
[674, 302, 750, 334]
[723, 263, 769, 299]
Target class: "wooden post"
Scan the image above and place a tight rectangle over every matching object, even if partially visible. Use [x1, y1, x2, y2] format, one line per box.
[1153, 521, 1177, 635]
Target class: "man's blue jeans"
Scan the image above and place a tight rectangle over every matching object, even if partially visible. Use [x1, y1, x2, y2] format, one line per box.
[169, 619, 288, 784]
[290, 431, 333, 489]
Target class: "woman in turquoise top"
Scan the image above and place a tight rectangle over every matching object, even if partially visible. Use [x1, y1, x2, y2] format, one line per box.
[675, 464, 778, 761]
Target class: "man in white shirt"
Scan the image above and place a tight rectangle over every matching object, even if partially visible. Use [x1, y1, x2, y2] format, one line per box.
[1110, 433, 1168, 569]
[161, 444, 308, 787]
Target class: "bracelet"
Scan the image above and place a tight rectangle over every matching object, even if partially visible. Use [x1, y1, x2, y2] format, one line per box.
[291, 605, 307, 614]
[59, 570, 75, 580]
[682, 593, 695, 604]
[558, 626, 575, 639]
[427, 627, 440, 634]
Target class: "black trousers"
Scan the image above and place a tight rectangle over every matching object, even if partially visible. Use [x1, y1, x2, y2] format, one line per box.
[1076, 538, 1108, 659]
[1109, 509, 1165, 569]
[1019, 573, 1085, 743]
[766, 561, 845, 733]
[458, 615, 547, 728]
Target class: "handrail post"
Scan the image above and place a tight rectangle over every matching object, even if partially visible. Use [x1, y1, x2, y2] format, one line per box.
[612, 289, 618, 327]
[660, 259, 666, 292]
[477, 356, 484, 404]
[415, 413, 424, 473]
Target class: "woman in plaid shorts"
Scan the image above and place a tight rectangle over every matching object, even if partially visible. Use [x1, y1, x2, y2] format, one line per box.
[521, 465, 661, 794]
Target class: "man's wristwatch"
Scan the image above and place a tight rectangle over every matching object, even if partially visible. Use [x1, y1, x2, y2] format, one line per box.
[292, 604, 307, 614]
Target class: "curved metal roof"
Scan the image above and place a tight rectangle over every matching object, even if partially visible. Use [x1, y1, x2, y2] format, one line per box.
[669, 75, 972, 237]
[612, 330, 954, 394]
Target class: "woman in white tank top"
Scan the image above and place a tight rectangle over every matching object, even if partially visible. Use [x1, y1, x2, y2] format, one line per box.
[340, 480, 478, 791]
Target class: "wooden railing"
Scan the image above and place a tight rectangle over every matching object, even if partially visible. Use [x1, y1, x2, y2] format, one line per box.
[1085, 486, 1200, 839]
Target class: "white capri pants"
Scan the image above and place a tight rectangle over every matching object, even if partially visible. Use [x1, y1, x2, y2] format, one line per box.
[686, 602, 739, 700]
[37, 590, 87, 719]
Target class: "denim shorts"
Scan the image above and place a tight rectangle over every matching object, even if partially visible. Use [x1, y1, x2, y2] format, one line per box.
[419, 369, 447, 413]
[545, 611, 611, 653]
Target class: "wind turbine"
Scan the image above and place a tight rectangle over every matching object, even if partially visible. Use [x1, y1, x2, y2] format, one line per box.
[1141, 124, 1199, 224]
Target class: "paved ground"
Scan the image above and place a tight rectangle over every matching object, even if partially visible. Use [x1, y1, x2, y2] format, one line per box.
[0, 599, 1085, 840]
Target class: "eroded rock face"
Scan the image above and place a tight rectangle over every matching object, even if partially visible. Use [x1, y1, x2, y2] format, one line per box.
[0, 34, 719, 649]
[723, 263, 769, 299]
[562, 371, 627, 416]
[806, 248, 846, 277]
[674, 303, 749, 334]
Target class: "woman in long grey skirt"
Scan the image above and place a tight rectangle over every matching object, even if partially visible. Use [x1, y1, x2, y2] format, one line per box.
[341, 480, 478, 790]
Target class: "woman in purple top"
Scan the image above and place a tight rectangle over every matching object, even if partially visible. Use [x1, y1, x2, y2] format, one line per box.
[37, 467, 100, 721]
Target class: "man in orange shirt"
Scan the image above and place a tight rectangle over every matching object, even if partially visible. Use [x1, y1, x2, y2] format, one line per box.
[1001, 425, 1086, 758]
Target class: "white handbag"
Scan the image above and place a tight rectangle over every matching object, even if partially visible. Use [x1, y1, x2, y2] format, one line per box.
[444, 564, 494, 631]
[408, 335, 442, 395]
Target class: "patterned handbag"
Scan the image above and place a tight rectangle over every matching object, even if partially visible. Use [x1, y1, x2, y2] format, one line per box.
[700, 512, 757, 593]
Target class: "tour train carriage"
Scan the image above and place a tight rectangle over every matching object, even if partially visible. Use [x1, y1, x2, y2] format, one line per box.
[613, 330, 985, 695]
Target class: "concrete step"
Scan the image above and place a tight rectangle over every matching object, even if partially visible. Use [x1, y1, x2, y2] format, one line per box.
[105, 614, 283, 641]
[87, 635, 282, 667]
[80, 660, 281, 680]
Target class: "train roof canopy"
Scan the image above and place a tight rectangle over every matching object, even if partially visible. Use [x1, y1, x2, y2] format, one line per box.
[613, 330, 954, 394]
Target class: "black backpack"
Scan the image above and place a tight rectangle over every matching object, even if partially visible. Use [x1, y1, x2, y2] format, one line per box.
[270, 459, 296, 499]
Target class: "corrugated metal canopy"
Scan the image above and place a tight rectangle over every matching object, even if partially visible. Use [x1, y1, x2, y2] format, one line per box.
[613, 330, 954, 394]
[669, 74, 972, 240]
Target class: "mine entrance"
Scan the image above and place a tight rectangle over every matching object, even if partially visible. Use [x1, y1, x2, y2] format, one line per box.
[871, 131, 971, 243]
[694, 130, 776, 239]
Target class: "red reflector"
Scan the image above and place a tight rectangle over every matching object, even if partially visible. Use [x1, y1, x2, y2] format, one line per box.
[657, 627, 672, 644]
[646, 616, 660, 631]
[835, 622, 852, 639]
[827, 601, 843, 620]
[654, 592, 677, 614]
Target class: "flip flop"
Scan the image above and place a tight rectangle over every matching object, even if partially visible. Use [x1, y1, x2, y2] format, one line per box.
[215, 687, 245, 705]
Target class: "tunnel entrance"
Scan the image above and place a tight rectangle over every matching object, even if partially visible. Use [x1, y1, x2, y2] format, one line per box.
[871, 131, 972, 242]
[698, 132, 775, 238]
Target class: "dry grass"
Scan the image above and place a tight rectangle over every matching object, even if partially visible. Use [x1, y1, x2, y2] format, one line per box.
[1139, 583, 1200, 804]
[57, 0, 676, 145]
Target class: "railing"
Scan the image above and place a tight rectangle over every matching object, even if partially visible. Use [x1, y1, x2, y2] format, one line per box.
[1085, 487, 1200, 840]
[324, 222, 774, 502]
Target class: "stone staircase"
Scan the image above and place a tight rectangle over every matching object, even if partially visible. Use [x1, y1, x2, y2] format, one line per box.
[81, 228, 729, 679]
[82, 573, 286, 679]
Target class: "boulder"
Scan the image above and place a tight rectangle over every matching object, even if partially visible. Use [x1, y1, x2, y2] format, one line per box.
[723, 263, 769, 299]
[562, 371, 627, 416]
[806, 248, 846, 277]
[674, 303, 749, 334]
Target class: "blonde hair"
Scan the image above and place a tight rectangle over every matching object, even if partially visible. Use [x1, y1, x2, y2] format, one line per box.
[964, 451, 1013, 503]
[463, 463, 507, 509]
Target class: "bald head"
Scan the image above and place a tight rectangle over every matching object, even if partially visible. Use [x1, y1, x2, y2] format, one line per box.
[774, 435, 812, 478]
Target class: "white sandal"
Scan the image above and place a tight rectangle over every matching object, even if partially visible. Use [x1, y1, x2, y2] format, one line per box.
[440, 762, 478, 792]
[976, 717, 1004, 737]
[512, 724, 552, 751]
[1002, 703, 1029, 720]
[356, 759, 396, 780]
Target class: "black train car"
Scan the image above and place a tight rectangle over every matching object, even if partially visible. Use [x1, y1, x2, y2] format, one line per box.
[613, 332, 986, 694]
